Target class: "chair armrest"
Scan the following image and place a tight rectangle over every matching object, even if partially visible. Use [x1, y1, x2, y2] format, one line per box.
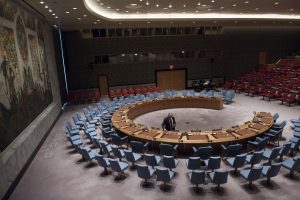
[174, 145, 178, 150]
[192, 146, 197, 153]
[144, 142, 149, 148]
[221, 144, 227, 151]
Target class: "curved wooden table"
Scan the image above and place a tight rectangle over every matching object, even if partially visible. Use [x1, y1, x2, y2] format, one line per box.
[112, 96, 273, 151]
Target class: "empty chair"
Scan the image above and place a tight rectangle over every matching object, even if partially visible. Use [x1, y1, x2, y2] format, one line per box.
[144, 153, 161, 168]
[108, 158, 129, 177]
[246, 150, 264, 168]
[262, 163, 281, 184]
[262, 146, 281, 165]
[272, 120, 287, 131]
[185, 157, 201, 170]
[279, 142, 292, 161]
[112, 145, 125, 161]
[192, 146, 213, 160]
[188, 170, 205, 191]
[272, 113, 279, 122]
[248, 136, 269, 151]
[100, 141, 113, 156]
[130, 141, 149, 154]
[162, 156, 179, 171]
[204, 156, 221, 172]
[159, 143, 178, 156]
[81, 148, 99, 163]
[96, 155, 110, 174]
[124, 149, 142, 167]
[136, 164, 155, 185]
[265, 128, 284, 146]
[156, 167, 175, 188]
[226, 153, 247, 173]
[221, 143, 243, 158]
[66, 135, 83, 147]
[282, 156, 300, 177]
[240, 165, 263, 188]
[208, 169, 229, 191]
[289, 137, 300, 155]
[111, 134, 128, 148]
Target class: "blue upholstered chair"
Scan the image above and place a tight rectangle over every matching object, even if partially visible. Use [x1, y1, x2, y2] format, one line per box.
[208, 169, 229, 191]
[264, 128, 284, 146]
[192, 146, 213, 160]
[282, 156, 300, 177]
[162, 156, 179, 171]
[81, 148, 99, 163]
[240, 165, 263, 188]
[226, 153, 247, 173]
[188, 170, 205, 190]
[221, 143, 243, 158]
[99, 141, 113, 156]
[262, 146, 281, 165]
[66, 136, 83, 147]
[185, 157, 201, 170]
[130, 141, 149, 154]
[136, 164, 155, 185]
[96, 155, 110, 174]
[294, 131, 300, 138]
[111, 134, 128, 148]
[145, 153, 161, 168]
[112, 145, 125, 161]
[289, 137, 300, 155]
[262, 163, 281, 184]
[156, 167, 175, 188]
[248, 136, 269, 151]
[204, 156, 221, 172]
[108, 158, 129, 177]
[272, 113, 279, 122]
[159, 143, 178, 156]
[124, 149, 142, 167]
[279, 142, 292, 161]
[246, 150, 263, 168]
[272, 120, 287, 131]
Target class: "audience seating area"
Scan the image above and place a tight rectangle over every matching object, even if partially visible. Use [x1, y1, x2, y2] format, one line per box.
[223, 58, 300, 106]
[64, 92, 300, 192]
[67, 89, 101, 104]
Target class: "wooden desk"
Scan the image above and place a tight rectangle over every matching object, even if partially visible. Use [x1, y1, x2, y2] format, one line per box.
[112, 97, 273, 148]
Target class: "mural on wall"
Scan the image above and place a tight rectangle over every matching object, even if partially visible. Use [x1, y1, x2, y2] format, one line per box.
[0, 0, 53, 152]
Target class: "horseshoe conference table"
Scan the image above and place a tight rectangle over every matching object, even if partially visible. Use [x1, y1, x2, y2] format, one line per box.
[112, 96, 273, 151]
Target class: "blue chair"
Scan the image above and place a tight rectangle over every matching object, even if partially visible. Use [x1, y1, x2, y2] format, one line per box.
[163, 155, 179, 171]
[240, 165, 263, 188]
[264, 128, 284, 146]
[136, 164, 155, 186]
[111, 134, 128, 148]
[262, 163, 281, 184]
[188, 170, 205, 190]
[159, 143, 178, 156]
[156, 167, 175, 188]
[81, 148, 99, 163]
[289, 137, 300, 155]
[294, 131, 300, 138]
[279, 142, 292, 161]
[108, 158, 129, 177]
[124, 149, 142, 167]
[100, 141, 113, 156]
[224, 90, 235, 104]
[112, 146, 125, 161]
[96, 155, 110, 174]
[262, 146, 281, 165]
[185, 157, 201, 170]
[221, 143, 243, 158]
[226, 153, 247, 173]
[272, 120, 287, 131]
[204, 156, 221, 172]
[130, 141, 149, 154]
[66, 136, 83, 147]
[145, 153, 161, 168]
[199, 90, 207, 97]
[192, 146, 213, 160]
[248, 136, 269, 151]
[208, 169, 229, 191]
[282, 156, 300, 177]
[272, 113, 279, 122]
[246, 150, 263, 168]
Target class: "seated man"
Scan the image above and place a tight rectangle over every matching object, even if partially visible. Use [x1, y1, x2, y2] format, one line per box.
[162, 113, 176, 131]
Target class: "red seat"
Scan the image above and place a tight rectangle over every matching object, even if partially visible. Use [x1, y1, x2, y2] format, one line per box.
[224, 82, 233, 89]
[262, 89, 275, 101]
[283, 93, 296, 106]
[122, 88, 129, 97]
[128, 87, 135, 95]
[257, 86, 266, 95]
[115, 89, 122, 98]
[109, 89, 116, 99]
[279, 93, 288, 104]
[95, 91, 101, 101]
[134, 87, 142, 94]
[248, 86, 257, 96]
[141, 87, 148, 94]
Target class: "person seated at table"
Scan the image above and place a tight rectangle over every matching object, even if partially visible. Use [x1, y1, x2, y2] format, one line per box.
[162, 113, 176, 131]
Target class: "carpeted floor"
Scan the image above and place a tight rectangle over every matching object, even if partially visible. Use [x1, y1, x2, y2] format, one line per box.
[8, 93, 300, 200]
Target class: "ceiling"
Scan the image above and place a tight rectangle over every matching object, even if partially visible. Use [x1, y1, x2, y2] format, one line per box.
[23, 0, 300, 30]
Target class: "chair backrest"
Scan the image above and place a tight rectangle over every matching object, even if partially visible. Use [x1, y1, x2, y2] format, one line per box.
[269, 147, 282, 160]
[156, 167, 171, 182]
[163, 156, 176, 168]
[136, 164, 151, 179]
[212, 169, 228, 184]
[124, 149, 134, 162]
[250, 150, 264, 164]
[112, 146, 123, 158]
[234, 153, 247, 167]
[273, 113, 279, 122]
[130, 141, 144, 153]
[280, 142, 292, 156]
[111, 134, 121, 145]
[207, 156, 221, 170]
[186, 157, 201, 170]
[159, 143, 175, 156]
[145, 153, 159, 166]
[292, 157, 300, 170]
[248, 166, 263, 181]
[195, 146, 213, 160]
[96, 155, 109, 168]
[190, 170, 205, 185]
[108, 158, 121, 172]
[266, 163, 281, 178]
[226, 144, 243, 157]
[81, 148, 90, 160]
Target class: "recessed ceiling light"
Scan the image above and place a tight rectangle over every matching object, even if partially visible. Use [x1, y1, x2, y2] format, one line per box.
[253, 21, 256, 23]
[125, 10, 129, 13]
[134, 53, 138, 56]
[163, 8, 168, 10]
[49, 9, 52, 12]
[40, 1, 44, 4]
[195, 10, 199, 13]
[136, 11, 139, 13]
[146, 1, 149, 6]
[147, 21, 151, 23]
[183, 4, 186, 7]
[245, 1, 249, 3]
[213, 21, 217, 23]
[208, 9, 211, 11]
[93, 22, 97, 24]
[83, 14, 87, 17]
[77, 17, 81, 20]
[234, 21, 238, 23]
[202, 5, 207, 7]
[66, 11, 70, 14]
[220, 7, 224, 9]
[255, 8, 259, 10]
[156, 4, 159, 7]
[139, 0, 143, 1]
[118, 22, 122, 24]
[116, 8, 119, 11]
[192, 21, 195, 24]
[44, 5, 48, 8]
[130, 4, 137, 6]
[169, 4, 172, 8]
[55, 16, 58, 18]
[289, 21, 293, 23]
[290, 9, 294, 11]
[274, 2, 279, 5]
[52, 13, 55, 16]
[97, 19, 101, 21]
[170, 21, 174, 24]
[107, 6, 111, 9]
[100, 3, 104, 6]
[233, 4, 237, 7]
[211, 0, 215, 2]
[73, 7, 77, 10]
[197, 2, 201, 6]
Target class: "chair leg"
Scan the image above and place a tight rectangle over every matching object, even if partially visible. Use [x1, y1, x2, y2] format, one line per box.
[267, 177, 271, 185]
[249, 181, 252, 188]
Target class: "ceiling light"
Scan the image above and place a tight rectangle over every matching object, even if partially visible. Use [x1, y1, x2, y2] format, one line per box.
[136, 12, 139, 13]
[140, 0, 143, 1]
[52, 13, 55, 16]
[146, 1, 149, 6]
[100, 3, 104, 6]
[170, 21, 174, 24]
[116, 9, 119, 11]
[77, 17, 81, 20]
[125, 10, 129, 12]
[233, 4, 237, 7]
[202, 5, 207, 7]
[83, 14, 87, 17]
[213, 21, 217, 23]
[183, 4, 186, 7]
[73, 7, 77, 10]
[118, 22, 122, 24]
[290, 9, 294, 11]
[181, 51, 185, 54]
[156, 4, 159, 7]
[147, 21, 151, 23]
[211, 0, 215, 2]
[134, 53, 138, 56]
[274, 2, 279, 5]
[66, 11, 70, 14]
[208, 9, 211, 11]
[49, 9, 52, 12]
[234, 21, 238, 23]
[192, 21, 195, 24]
[163, 8, 168, 10]
[197, 2, 201, 6]
[107, 6, 111, 9]
[169, 4, 172, 8]
[220, 7, 224, 9]
[93, 22, 97, 24]
[40, 1, 44, 4]
[97, 19, 101, 21]
[55, 16, 58, 18]
[44, 5, 48, 8]
[289, 21, 293, 23]
[195, 10, 199, 13]
[245, 1, 249, 3]
[130, 4, 137, 6]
